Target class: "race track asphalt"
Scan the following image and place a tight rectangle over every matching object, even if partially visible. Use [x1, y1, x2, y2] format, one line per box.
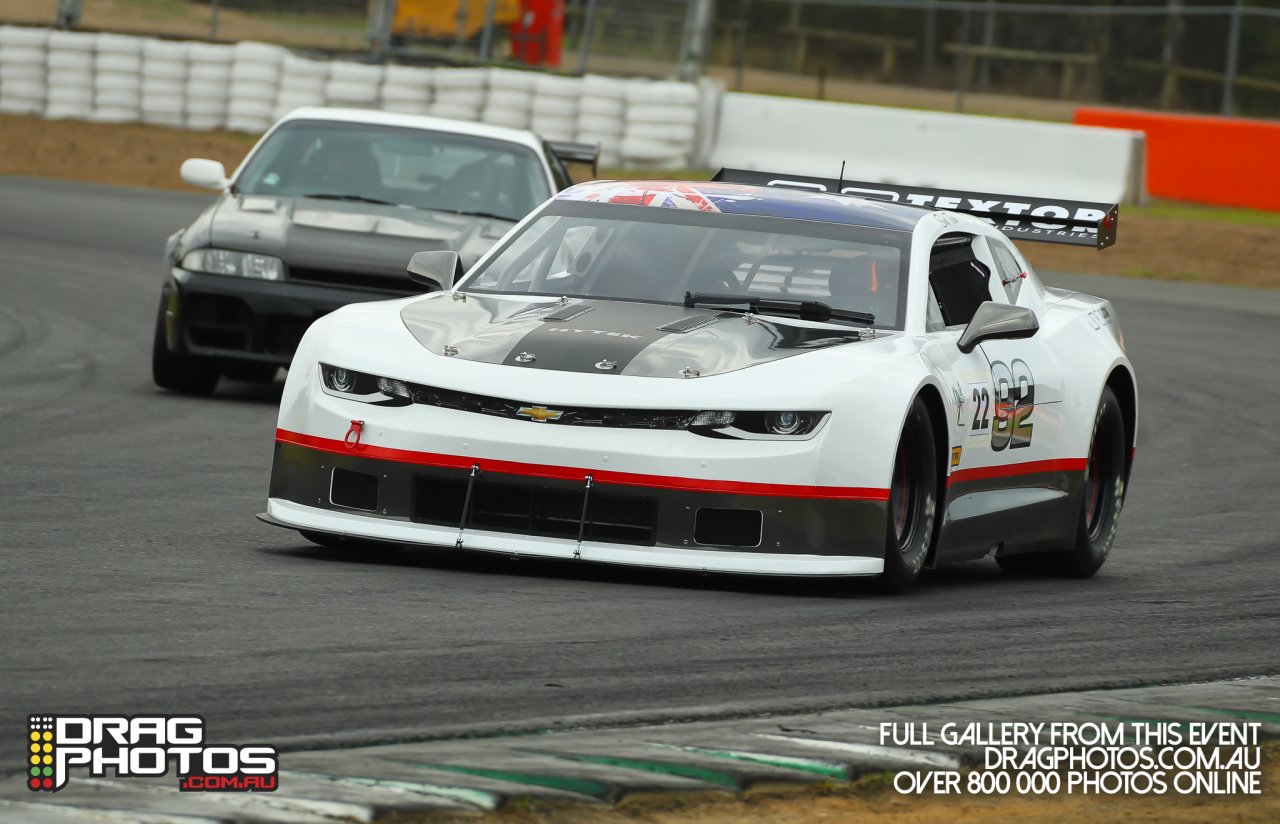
[1, 175, 1277, 771]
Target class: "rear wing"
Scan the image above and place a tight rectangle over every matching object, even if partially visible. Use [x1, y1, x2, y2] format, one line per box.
[547, 140, 600, 176]
[711, 168, 1117, 250]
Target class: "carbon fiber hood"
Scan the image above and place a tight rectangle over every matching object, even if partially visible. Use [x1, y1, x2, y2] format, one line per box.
[399, 293, 870, 378]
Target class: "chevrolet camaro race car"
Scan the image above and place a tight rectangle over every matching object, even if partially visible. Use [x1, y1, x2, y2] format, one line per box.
[259, 170, 1137, 592]
[153, 107, 595, 395]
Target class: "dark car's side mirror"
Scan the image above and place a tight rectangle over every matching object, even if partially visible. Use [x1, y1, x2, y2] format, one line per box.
[957, 301, 1039, 354]
[407, 251, 464, 292]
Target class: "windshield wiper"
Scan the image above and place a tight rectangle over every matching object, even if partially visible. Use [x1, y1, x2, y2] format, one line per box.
[684, 292, 875, 326]
[300, 193, 399, 207]
[433, 208, 520, 223]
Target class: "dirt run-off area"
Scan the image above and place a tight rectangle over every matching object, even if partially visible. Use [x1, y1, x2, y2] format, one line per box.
[2, 114, 1278, 290]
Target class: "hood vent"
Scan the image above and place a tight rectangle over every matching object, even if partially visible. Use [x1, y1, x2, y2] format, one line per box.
[542, 303, 595, 322]
[658, 314, 720, 334]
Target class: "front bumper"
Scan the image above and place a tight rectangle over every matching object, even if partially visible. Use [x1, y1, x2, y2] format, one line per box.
[264, 437, 889, 577]
[164, 268, 413, 366]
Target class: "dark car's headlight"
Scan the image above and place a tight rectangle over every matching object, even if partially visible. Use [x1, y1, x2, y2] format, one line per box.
[181, 248, 283, 281]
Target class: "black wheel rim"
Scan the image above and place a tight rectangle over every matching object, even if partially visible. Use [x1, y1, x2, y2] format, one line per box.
[1085, 423, 1114, 542]
[890, 438, 918, 553]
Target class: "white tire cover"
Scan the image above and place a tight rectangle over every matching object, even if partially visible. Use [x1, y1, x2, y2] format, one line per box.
[381, 89, 432, 107]
[0, 63, 44, 81]
[142, 40, 188, 60]
[483, 88, 530, 110]
[93, 33, 144, 55]
[433, 88, 483, 107]
[141, 93, 184, 109]
[187, 62, 232, 81]
[329, 61, 383, 84]
[95, 54, 142, 74]
[226, 115, 272, 133]
[47, 51, 94, 70]
[534, 74, 581, 97]
[426, 102, 481, 121]
[575, 113, 623, 134]
[228, 98, 273, 117]
[480, 108, 530, 128]
[275, 90, 325, 107]
[384, 64, 433, 87]
[574, 131, 622, 150]
[95, 90, 141, 106]
[185, 113, 225, 130]
[47, 69, 93, 86]
[381, 102, 431, 116]
[47, 85, 94, 103]
[0, 80, 45, 97]
[142, 111, 185, 126]
[45, 103, 93, 119]
[187, 43, 234, 64]
[0, 26, 50, 48]
[185, 79, 230, 98]
[0, 97, 44, 114]
[487, 67, 537, 91]
[232, 41, 285, 63]
[578, 96, 625, 117]
[282, 54, 330, 78]
[621, 135, 690, 161]
[94, 73, 141, 92]
[625, 80, 699, 105]
[531, 95, 576, 118]
[432, 68, 487, 89]
[581, 74, 626, 99]
[87, 107, 140, 123]
[142, 78, 185, 95]
[142, 60, 187, 81]
[230, 61, 281, 83]
[230, 80, 279, 102]
[47, 31, 96, 51]
[186, 97, 228, 115]
[626, 103, 698, 125]
[1, 46, 48, 65]
[324, 79, 379, 102]
[626, 121, 696, 143]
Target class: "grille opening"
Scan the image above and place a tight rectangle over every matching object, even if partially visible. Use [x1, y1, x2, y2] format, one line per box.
[694, 508, 763, 547]
[331, 468, 378, 512]
[411, 473, 656, 546]
[265, 315, 312, 356]
[185, 294, 252, 351]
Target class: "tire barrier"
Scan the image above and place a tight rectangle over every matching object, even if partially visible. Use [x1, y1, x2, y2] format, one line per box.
[1, 26, 708, 170]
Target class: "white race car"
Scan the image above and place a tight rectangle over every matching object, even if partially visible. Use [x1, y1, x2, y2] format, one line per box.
[259, 170, 1136, 592]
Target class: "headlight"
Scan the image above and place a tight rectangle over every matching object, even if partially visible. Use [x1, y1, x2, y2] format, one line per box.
[181, 248, 283, 281]
[703, 411, 827, 439]
[319, 364, 410, 406]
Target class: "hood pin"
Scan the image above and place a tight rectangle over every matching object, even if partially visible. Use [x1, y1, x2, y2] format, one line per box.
[679, 367, 701, 378]
[515, 351, 536, 363]
[595, 359, 617, 371]
[443, 344, 459, 357]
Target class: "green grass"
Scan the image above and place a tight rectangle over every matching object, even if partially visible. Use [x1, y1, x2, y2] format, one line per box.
[1129, 200, 1280, 228]
[1123, 267, 1202, 283]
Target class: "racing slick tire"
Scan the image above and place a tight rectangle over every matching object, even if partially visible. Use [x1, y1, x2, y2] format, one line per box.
[877, 397, 938, 594]
[220, 363, 278, 383]
[151, 300, 219, 395]
[997, 386, 1126, 578]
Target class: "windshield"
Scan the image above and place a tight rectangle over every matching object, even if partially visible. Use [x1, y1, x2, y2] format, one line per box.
[462, 202, 911, 328]
[235, 120, 550, 222]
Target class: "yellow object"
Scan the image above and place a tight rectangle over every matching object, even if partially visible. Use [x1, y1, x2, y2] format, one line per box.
[393, 0, 521, 41]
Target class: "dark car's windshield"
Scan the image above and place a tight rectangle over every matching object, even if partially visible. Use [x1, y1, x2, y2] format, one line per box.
[235, 120, 550, 222]
[463, 201, 911, 329]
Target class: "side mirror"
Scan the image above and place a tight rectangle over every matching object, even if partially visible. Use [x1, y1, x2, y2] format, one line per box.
[181, 158, 229, 191]
[957, 301, 1039, 354]
[407, 250, 464, 291]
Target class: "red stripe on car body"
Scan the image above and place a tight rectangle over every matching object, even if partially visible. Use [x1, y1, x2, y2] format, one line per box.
[275, 429, 891, 502]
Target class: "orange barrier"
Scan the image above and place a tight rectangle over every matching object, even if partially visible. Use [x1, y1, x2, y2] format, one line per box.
[1074, 107, 1280, 211]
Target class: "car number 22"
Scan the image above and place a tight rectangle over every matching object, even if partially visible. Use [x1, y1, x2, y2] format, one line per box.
[969, 360, 1035, 450]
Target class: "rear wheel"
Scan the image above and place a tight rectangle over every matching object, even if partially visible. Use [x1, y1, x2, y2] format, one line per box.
[997, 386, 1127, 577]
[220, 363, 278, 383]
[151, 299, 219, 395]
[877, 398, 938, 593]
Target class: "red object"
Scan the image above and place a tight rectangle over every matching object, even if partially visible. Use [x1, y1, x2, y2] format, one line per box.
[510, 0, 564, 68]
[344, 420, 364, 449]
[1075, 107, 1280, 211]
[278, 428, 890, 501]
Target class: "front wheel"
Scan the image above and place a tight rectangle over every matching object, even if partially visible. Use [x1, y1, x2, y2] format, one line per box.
[877, 398, 938, 594]
[997, 386, 1127, 577]
[151, 299, 219, 395]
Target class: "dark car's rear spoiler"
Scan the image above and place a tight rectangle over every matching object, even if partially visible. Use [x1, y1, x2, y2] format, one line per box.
[548, 140, 600, 176]
[711, 167, 1117, 250]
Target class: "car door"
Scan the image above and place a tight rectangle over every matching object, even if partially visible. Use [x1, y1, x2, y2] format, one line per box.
[920, 232, 1071, 560]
